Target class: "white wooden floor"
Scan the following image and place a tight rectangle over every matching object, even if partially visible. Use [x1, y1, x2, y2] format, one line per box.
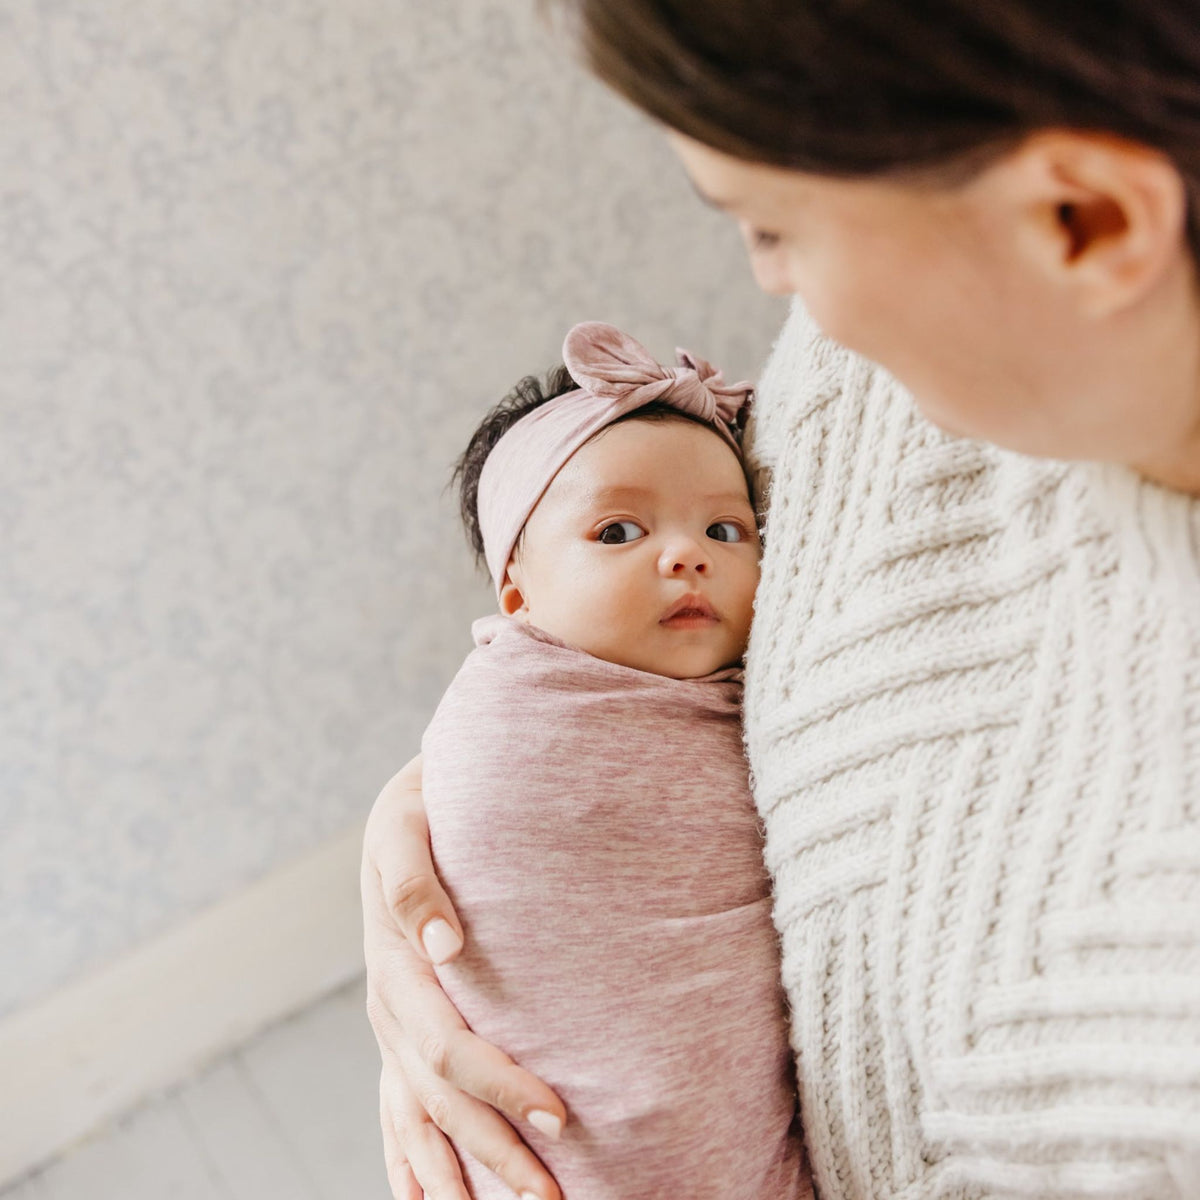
[2, 978, 391, 1200]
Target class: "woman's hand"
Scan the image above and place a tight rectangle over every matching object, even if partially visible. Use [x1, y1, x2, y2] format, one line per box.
[362, 754, 567, 1200]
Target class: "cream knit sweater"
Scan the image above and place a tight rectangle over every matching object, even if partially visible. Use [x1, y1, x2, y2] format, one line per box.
[743, 302, 1200, 1200]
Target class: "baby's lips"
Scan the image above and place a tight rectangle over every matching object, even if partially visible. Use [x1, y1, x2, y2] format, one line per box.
[661, 593, 717, 622]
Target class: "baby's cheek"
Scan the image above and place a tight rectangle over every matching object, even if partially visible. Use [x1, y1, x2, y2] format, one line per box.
[732, 602, 756, 655]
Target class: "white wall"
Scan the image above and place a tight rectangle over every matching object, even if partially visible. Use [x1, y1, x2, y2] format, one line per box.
[1, 0, 783, 1021]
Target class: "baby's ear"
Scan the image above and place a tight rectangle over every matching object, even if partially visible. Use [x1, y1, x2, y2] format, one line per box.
[499, 573, 528, 619]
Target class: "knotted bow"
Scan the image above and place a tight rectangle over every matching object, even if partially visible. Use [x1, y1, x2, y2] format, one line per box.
[564, 322, 752, 430]
[476, 322, 754, 594]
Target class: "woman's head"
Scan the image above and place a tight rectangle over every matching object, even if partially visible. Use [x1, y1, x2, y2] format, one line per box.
[551, 1, 1200, 488]
[556, 0, 1200, 251]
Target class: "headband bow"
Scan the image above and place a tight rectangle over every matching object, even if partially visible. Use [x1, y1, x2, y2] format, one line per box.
[477, 321, 753, 596]
[564, 323, 752, 430]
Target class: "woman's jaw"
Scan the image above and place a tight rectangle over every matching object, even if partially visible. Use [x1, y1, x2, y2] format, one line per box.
[670, 131, 1200, 495]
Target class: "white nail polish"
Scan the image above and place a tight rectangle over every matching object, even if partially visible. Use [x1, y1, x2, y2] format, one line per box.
[527, 1109, 563, 1140]
[420, 918, 461, 964]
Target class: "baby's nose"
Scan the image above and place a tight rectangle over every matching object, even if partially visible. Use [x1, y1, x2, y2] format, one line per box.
[659, 542, 710, 575]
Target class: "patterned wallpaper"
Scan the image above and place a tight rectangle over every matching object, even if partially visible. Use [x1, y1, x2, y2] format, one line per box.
[0, 0, 784, 1018]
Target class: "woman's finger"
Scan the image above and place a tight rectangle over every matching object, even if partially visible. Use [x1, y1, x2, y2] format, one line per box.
[365, 934, 566, 1137]
[381, 1057, 471, 1200]
[363, 756, 465, 964]
[379, 1073, 424, 1200]
[386, 1044, 563, 1200]
[383, 1043, 566, 1200]
[411, 1021, 567, 1143]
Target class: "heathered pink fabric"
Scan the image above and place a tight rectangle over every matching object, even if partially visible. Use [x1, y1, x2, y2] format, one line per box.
[421, 616, 810, 1200]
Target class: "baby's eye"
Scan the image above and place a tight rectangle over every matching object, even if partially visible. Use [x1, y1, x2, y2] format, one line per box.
[706, 521, 745, 543]
[597, 521, 646, 544]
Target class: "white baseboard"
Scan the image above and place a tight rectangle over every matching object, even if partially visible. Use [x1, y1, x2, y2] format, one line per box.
[0, 820, 368, 1187]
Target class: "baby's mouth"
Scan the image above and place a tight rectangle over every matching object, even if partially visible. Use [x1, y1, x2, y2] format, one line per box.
[661, 594, 718, 625]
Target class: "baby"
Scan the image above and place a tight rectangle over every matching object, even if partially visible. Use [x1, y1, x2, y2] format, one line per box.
[421, 322, 810, 1200]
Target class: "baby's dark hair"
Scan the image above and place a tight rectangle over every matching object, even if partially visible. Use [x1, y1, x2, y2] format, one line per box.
[452, 364, 739, 569]
[453, 365, 575, 568]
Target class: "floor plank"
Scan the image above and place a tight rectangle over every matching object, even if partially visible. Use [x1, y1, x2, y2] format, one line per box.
[34, 1101, 228, 1200]
[237, 984, 390, 1200]
[0, 1176, 46, 1200]
[177, 1059, 322, 1200]
[3, 979, 388, 1200]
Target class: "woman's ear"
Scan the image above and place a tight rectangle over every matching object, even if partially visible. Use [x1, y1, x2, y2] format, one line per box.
[998, 131, 1189, 319]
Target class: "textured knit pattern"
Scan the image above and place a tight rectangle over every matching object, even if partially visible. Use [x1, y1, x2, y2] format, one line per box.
[422, 616, 809, 1200]
[743, 302, 1200, 1200]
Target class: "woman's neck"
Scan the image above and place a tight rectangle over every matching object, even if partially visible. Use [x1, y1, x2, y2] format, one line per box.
[1130, 335, 1200, 496]
[1124, 281, 1200, 495]
[1134, 438, 1200, 495]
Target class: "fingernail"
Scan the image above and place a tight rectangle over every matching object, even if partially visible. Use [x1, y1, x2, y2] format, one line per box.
[420, 918, 461, 964]
[527, 1108, 563, 1140]
[520, 1193, 540, 1200]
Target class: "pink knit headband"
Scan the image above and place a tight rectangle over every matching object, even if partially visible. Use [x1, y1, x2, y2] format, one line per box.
[477, 321, 753, 594]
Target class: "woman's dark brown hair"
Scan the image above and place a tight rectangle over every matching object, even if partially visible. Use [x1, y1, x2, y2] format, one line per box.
[551, 0, 1200, 252]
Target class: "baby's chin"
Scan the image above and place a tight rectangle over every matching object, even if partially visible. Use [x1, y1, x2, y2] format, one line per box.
[602, 642, 746, 680]
[517, 614, 745, 678]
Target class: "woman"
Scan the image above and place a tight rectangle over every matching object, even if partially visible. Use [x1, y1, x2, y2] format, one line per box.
[362, 3, 1200, 1198]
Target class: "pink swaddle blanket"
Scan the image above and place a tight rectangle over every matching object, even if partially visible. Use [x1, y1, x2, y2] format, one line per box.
[422, 616, 809, 1200]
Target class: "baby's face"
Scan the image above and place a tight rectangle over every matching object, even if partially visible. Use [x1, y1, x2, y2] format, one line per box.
[501, 417, 760, 679]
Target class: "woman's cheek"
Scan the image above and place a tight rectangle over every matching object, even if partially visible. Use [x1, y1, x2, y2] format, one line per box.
[795, 265, 892, 362]
[749, 248, 798, 297]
